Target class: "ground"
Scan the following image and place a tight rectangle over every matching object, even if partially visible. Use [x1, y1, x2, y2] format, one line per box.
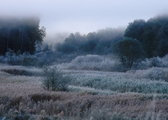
[0, 64, 168, 120]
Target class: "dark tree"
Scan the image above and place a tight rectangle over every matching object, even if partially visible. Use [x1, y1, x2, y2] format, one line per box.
[125, 15, 168, 58]
[0, 17, 45, 55]
[115, 37, 144, 69]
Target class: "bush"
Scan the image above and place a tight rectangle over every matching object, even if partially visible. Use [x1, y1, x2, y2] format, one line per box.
[136, 55, 168, 69]
[0, 51, 38, 66]
[42, 66, 70, 91]
[138, 68, 168, 81]
[63, 55, 123, 71]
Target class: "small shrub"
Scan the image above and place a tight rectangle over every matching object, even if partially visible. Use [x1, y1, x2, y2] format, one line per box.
[42, 66, 70, 91]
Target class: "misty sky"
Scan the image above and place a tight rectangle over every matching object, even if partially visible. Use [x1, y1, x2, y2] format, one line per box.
[0, 0, 168, 35]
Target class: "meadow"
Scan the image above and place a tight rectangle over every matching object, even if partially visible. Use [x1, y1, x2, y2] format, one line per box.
[0, 60, 168, 120]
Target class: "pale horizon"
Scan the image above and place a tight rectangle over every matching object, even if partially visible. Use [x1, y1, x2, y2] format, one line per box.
[0, 0, 168, 36]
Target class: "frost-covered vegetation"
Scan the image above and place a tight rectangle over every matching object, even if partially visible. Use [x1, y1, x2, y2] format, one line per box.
[134, 67, 168, 81]
[0, 64, 168, 120]
[61, 55, 123, 71]
[0, 15, 168, 120]
[0, 47, 76, 67]
[136, 55, 168, 69]
[60, 54, 168, 72]
[68, 68, 168, 94]
[42, 66, 70, 91]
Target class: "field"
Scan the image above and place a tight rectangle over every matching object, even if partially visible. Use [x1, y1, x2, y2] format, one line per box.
[0, 63, 168, 120]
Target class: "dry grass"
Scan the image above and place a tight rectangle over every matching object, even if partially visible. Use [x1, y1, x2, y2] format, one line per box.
[0, 92, 168, 119]
[0, 64, 168, 119]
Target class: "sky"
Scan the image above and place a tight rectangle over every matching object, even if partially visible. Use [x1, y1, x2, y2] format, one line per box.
[0, 0, 168, 36]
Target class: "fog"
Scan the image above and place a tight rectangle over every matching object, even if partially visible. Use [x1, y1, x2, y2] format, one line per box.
[0, 0, 168, 41]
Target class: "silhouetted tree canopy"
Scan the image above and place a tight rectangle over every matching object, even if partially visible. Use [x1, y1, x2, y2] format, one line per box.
[56, 28, 124, 54]
[125, 15, 168, 58]
[0, 17, 45, 55]
[115, 37, 144, 68]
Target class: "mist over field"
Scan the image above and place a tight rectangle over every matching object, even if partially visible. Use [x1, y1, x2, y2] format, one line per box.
[0, 0, 168, 120]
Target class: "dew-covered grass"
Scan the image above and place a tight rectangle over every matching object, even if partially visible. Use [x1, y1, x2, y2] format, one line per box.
[67, 69, 168, 94]
[0, 64, 168, 119]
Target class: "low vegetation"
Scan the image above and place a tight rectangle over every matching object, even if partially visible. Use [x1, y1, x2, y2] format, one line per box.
[68, 69, 168, 94]
[0, 92, 168, 120]
[42, 66, 70, 91]
[62, 55, 122, 71]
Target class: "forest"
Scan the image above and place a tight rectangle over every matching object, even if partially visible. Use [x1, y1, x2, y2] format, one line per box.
[1, 16, 168, 69]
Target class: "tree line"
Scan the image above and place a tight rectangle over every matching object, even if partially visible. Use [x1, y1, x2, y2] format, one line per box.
[56, 28, 124, 54]
[116, 15, 168, 68]
[0, 15, 168, 69]
[0, 17, 45, 55]
[56, 15, 168, 68]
